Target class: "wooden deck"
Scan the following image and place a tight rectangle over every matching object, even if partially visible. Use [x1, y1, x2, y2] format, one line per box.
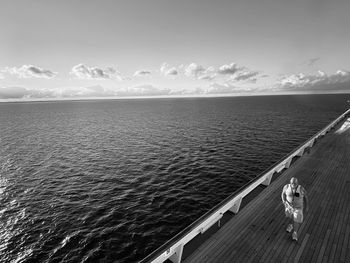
[183, 119, 350, 263]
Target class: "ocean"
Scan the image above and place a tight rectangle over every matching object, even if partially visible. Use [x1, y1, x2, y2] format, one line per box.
[0, 94, 349, 262]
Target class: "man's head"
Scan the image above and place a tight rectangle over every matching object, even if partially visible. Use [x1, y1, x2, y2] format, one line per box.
[290, 177, 299, 189]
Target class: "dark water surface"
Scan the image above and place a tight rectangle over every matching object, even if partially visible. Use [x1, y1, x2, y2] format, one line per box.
[0, 94, 349, 262]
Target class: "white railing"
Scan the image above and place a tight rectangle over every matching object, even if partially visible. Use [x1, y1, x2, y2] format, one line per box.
[140, 109, 350, 263]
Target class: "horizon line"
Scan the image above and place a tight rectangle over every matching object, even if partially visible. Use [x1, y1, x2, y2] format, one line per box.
[1, 91, 350, 103]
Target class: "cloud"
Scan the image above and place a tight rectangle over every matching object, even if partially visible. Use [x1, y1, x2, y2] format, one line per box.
[233, 70, 259, 82]
[0, 82, 262, 100]
[64, 85, 116, 97]
[203, 83, 257, 94]
[133, 70, 151, 77]
[185, 63, 205, 78]
[168, 83, 256, 96]
[205, 83, 239, 94]
[70, 64, 122, 80]
[0, 85, 117, 100]
[217, 63, 241, 75]
[0, 87, 32, 99]
[160, 63, 178, 77]
[278, 70, 350, 92]
[0, 86, 62, 100]
[3, 65, 57, 79]
[168, 88, 201, 96]
[165, 68, 178, 76]
[118, 84, 171, 97]
[183, 62, 260, 82]
[216, 63, 260, 83]
[0, 84, 177, 100]
[184, 63, 216, 80]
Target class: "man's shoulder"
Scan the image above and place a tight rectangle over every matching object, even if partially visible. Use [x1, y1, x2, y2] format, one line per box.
[283, 184, 290, 191]
[300, 185, 307, 194]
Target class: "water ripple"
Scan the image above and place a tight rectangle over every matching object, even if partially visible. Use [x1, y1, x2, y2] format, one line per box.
[0, 95, 348, 262]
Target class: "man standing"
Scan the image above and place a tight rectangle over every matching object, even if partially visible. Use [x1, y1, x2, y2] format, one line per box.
[281, 177, 309, 241]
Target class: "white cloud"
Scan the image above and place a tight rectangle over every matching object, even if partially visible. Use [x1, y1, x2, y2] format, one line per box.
[278, 70, 350, 92]
[166, 68, 178, 76]
[205, 82, 261, 95]
[3, 65, 57, 79]
[133, 70, 151, 77]
[233, 70, 259, 82]
[0, 84, 175, 100]
[217, 63, 241, 75]
[0, 86, 68, 99]
[317, 70, 326, 77]
[65, 85, 116, 97]
[167, 83, 249, 96]
[183, 62, 260, 82]
[204, 83, 244, 94]
[206, 83, 237, 94]
[168, 89, 197, 96]
[0, 85, 117, 100]
[70, 64, 122, 80]
[185, 63, 204, 78]
[0, 83, 259, 100]
[216, 63, 260, 83]
[30, 85, 115, 98]
[184, 63, 216, 80]
[160, 63, 178, 77]
[118, 85, 171, 96]
[0, 87, 31, 99]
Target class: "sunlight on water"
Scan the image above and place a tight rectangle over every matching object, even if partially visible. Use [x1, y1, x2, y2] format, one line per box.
[0, 177, 7, 196]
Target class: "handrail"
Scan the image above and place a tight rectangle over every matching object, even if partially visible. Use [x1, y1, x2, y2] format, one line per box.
[140, 109, 350, 263]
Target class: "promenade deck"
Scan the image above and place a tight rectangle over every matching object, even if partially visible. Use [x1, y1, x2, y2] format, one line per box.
[183, 119, 350, 263]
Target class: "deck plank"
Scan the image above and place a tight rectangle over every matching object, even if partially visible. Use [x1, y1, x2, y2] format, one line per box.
[183, 118, 350, 263]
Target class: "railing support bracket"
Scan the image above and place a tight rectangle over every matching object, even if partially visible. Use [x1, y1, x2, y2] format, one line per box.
[169, 244, 184, 263]
[261, 172, 273, 186]
[229, 197, 242, 214]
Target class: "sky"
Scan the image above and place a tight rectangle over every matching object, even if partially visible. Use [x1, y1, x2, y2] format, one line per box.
[1, 0, 350, 101]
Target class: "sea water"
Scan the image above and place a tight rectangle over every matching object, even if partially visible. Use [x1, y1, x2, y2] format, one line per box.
[0, 94, 349, 262]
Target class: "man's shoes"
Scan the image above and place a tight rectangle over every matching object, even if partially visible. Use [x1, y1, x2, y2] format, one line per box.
[286, 224, 293, 233]
[292, 231, 298, 241]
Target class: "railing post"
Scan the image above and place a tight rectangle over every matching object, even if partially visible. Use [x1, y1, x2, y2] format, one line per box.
[261, 171, 273, 186]
[276, 163, 285, 173]
[309, 139, 315, 147]
[297, 148, 304, 157]
[169, 244, 184, 263]
[229, 197, 242, 214]
[285, 158, 292, 168]
[200, 214, 223, 234]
